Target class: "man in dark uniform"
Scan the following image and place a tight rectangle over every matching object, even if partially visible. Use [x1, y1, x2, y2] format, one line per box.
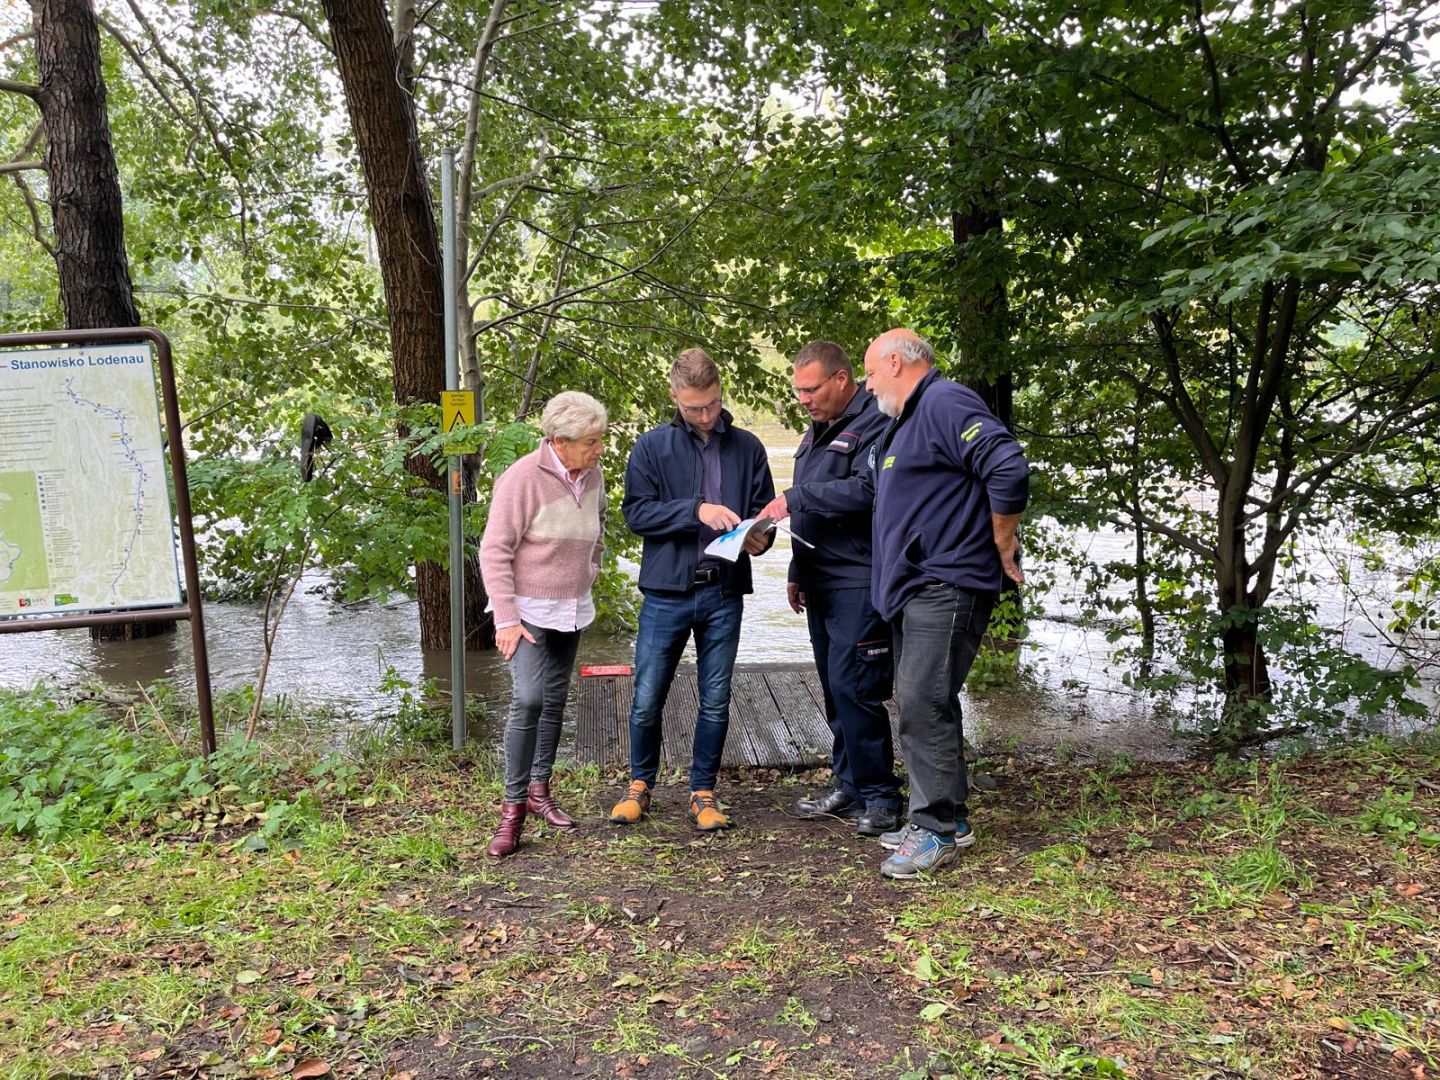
[760, 340, 902, 836]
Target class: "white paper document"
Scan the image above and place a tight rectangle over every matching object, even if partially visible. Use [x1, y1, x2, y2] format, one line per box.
[703, 516, 775, 562]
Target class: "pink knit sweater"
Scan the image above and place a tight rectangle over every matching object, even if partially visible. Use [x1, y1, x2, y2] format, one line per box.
[479, 441, 605, 628]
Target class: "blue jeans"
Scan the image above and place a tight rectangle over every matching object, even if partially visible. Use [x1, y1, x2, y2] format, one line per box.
[806, 587, 900, 811]
[628, 584, 744, 791]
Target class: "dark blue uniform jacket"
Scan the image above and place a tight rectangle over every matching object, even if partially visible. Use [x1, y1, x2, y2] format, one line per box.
[871, 369, 1030, 621]
[622, 410, 775, 595]
[786, 384, 888, 592]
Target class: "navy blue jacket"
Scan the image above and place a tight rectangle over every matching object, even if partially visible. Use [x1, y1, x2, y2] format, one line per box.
[622, 410, 775, 595]
[871, 369, 1030, 620]
[786, 384, 888, 592]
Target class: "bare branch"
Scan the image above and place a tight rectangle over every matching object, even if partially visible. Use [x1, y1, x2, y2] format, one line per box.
[466, 141, 547, 278]
[0, 159, 43, 176]
[472, 167, 541, 204]
[391, 0, 416, 79]
[1145, 313, 1230, 488]
[119, 0, 250, 244]
[96, 16, 204, 143]
[0, 77, 40, 101]
[518, 217, 578, 418]
[457, 0, 511, 243]
[1104, 508, 1216, 561]
[1190, 0, 1253, 186]
[475, 180, 729, 338]
[257, 7, 333, 52]
[11, 171, 55, 259]
[16, 121, 41, 159]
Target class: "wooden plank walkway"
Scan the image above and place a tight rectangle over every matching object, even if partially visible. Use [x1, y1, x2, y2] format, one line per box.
[574, 662, 901, 769]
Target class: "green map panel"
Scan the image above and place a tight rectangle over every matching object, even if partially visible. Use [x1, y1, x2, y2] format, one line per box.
[0, 471, 50, 592]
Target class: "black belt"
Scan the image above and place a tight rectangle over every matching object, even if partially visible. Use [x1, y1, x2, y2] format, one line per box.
[693, 566, 720, 586]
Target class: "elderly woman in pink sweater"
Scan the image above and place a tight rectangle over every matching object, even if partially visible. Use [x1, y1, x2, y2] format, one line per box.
[479, 391, 607, 857]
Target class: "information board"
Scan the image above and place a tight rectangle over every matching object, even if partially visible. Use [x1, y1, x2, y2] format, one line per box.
[0, 342, 182, 617]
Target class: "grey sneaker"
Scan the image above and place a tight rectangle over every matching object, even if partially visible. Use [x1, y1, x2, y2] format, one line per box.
[878, 822, 918, 850]
[880, 827, 961, 879]
[879, 820, 975, 851]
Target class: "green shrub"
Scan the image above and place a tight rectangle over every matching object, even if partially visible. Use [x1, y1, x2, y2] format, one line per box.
[0, 687, 295, 842]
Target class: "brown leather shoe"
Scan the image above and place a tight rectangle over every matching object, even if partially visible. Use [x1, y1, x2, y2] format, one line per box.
[486, 801, 526, 857]
[526, 780, 575, 828]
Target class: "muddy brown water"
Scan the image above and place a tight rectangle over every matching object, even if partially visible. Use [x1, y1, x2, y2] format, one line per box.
[3, 438, 1434, 758]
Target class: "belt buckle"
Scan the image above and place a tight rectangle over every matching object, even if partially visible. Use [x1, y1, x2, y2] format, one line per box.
[695, 566, 718, 586]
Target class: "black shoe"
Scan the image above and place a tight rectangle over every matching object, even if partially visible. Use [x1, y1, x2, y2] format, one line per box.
[856, 804, 902, 837]
[792, 788, 861, 819]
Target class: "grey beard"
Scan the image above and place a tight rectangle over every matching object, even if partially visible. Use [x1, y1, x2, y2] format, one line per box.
[876, 394, 900, 418]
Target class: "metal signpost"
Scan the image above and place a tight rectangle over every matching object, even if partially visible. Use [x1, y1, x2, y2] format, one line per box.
[0, 327, 217, 755]
[441, 147, 468, 751]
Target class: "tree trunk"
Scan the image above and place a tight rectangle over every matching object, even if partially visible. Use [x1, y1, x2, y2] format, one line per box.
[1128, 422, 1155, 674]
[1215, 507, 1272, 738]
[321, 0, 489, 650]
[944, 20, 1013, 431]
[30, 0, 174, 642]
[951, 203, 1013, 430]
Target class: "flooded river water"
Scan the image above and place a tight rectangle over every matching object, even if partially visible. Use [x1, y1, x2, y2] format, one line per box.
[3, 437, 1435, 760]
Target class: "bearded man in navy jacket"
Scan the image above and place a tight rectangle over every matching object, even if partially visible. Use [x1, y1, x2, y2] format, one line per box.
[861, 328, 1029, 880]
[758, 340, 902, 836]
[609, 348, 775, 833]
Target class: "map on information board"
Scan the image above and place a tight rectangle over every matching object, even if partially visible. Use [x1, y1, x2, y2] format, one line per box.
[0, 343, 181, 617]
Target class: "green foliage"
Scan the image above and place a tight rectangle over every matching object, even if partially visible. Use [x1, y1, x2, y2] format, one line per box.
[969, 590, 1032, 689]
[1353, 786, 1440, 846]
[0, 687, 298, 842]
[653, 0, 1440, 738]
[4, 0, 1439, 734]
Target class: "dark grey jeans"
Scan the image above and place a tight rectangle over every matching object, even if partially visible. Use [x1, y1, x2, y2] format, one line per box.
[892, 583, 996, 836]
[502, 622, 582, 803]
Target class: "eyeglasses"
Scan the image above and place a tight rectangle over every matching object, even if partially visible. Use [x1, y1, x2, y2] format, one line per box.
[677, 396, 722, 418]
[794, 369, 840, 398]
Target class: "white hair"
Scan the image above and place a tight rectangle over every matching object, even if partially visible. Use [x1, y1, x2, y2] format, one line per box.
[895, 335, 934, 366]
[541, 391, 608, 440]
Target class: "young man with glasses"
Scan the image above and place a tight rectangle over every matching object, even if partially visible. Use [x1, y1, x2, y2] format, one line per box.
[611, 348, 776, 831]
[758, 340, 902, 838]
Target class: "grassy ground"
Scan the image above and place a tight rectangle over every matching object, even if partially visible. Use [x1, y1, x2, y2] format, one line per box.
[1, 734, 1438, 1079]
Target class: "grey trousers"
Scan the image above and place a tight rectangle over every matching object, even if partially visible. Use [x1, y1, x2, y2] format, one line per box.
[892, 583, 996, 836]
[502, 622, 582, 803]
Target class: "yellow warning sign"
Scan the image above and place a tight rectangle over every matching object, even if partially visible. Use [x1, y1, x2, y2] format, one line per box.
[442, 390, 478, 454]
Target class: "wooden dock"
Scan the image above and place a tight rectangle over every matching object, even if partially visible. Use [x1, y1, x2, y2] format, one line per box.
[574, 662, 900, 769]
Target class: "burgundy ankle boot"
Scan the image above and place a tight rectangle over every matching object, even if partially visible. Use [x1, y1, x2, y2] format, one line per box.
[526, 780, 575, 828]
[486, 801, 526, 857]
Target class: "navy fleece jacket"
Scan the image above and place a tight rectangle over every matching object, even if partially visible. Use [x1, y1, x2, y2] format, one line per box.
[871, 369, 1030, 620]
[622, 410, 775, 595]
